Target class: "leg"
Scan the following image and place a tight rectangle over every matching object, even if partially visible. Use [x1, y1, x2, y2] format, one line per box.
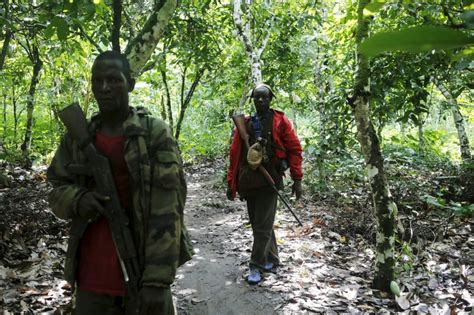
[74, 289, 125, 315]
[247, 186, 279, 269]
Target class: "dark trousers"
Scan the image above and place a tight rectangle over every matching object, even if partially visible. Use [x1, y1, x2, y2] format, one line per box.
[74, 289, 128, 315]
[246, 186, 279, 269]
[74, 289, 176, 315]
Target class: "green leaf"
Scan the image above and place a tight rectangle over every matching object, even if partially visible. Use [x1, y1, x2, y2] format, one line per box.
[363, 1, 386, 16]
[56, 19, 70, 41]
[360, 26, 474, 57]
[390, 281, 401, 297]
[44, 24, 55, 39]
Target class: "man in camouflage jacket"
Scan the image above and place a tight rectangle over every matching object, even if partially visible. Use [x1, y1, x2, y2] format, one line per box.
[47, 51, 193, 314]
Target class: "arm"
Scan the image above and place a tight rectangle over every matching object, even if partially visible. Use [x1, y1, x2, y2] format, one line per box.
[227, 129, 242, 200]
[141, 120, 185, 288]
[47, 135, 88, 219]
[280, 116, 303, 180]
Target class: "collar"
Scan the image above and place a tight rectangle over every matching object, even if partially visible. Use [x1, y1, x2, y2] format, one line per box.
[89, 107, 150, 137]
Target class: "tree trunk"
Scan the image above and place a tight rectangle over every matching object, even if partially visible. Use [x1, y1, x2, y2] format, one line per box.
[112, 0, 122, 52]
[433, 79, 471, 163]
[314, 49, 328, 187]
[125, 0, 178, 77]
[0, 0, 11, 71]
[21, 46, 43, 159]
[418, 121, 424, 150]
[3, 93, 6, 142]
[175, 68, 205, 141]
[161, 70, 173, 132]
[232, 0, 273, 85]
[353, 0, 396, 292]
[12, 84, 17, 146]
[160, 95, 167, 121]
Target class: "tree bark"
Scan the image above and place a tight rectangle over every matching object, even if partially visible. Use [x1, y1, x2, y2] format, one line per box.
[353, 0, 396, 292]
[21, 45, 42, 159]
[125, 0, 178, 77]
[232, 0, 273, 85]
[2, 93, 6, 142]
[11, 84, 17, 146]
[175, 68, 205, 141]
[111, 0, 122, 52]
[433, 78, 472, 163]
[0, 0, 11, 71]
[161, 70, 173, 132]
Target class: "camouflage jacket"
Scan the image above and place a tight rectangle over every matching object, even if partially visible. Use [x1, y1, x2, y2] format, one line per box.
[47, 107, 193, 290]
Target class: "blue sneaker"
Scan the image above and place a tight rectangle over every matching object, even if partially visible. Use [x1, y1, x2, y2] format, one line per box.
[247, 268, 261, 284]
[263, 262, 274, 271]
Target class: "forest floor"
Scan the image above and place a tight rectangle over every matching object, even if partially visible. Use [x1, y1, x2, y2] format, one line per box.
[0, 160, 472, 314]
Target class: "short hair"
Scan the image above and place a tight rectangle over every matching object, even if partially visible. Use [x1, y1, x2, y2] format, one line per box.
[93, 50, 133, 85]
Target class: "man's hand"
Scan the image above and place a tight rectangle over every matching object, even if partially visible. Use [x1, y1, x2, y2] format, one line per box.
[291, 180, 302, 200]
[226, 186, 234, 201]
[139, 286, 172, 315]
[77, 191, 109, 219]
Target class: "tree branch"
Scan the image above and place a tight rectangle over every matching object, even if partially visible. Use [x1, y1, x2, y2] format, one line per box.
[125, 0, 178, 77]
[111, 0, 122, 52]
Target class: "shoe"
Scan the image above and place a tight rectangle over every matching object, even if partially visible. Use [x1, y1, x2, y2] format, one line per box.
[247, 268, 261, 284]
[263, 262, 274, 271]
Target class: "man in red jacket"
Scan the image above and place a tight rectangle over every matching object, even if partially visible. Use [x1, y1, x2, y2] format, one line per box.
[227, 83, 303, 284]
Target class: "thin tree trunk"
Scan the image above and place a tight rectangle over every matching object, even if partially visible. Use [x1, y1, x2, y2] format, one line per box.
[2, 93, 6, 142]
[125, 0, 178, 77]
[112, 0, 122, 52]
[161, 70, 173, 132]
[160, 95, 167, 121]
[352, 0, 396, 292]
[0, 0, 11, 71]
[12, 84, 17, 146]
[433, 78, 471, 162]
[418, 117, 424, 150]
[21, 45, 42, 158]
[314, 49, 328, 186]
[233, 0, 273, 85]
[175, 68, 205, 141]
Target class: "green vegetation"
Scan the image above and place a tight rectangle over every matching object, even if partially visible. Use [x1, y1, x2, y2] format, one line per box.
[0, 0, 472, 292]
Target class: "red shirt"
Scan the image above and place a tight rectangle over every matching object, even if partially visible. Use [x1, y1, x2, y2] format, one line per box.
[78, 132, 130, 296]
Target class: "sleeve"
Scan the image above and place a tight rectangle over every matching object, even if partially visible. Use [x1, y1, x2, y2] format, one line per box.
[47, 135, 88, 220]
[280, 116, 303, 180]
[141, 122, 187, 288]
[227, 128, 242, 199]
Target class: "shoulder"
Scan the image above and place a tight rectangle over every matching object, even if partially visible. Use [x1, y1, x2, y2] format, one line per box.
[272, 109, 290, 124]
[130, 107, 171, 134]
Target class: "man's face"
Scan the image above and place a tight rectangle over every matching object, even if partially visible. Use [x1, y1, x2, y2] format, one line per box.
[91, 58, 131, 115]
[252, 87, 272, 113]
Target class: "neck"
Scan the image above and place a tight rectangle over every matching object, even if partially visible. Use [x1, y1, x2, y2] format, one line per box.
[256, 108, 270, 116]
[100, 106, 129, 136]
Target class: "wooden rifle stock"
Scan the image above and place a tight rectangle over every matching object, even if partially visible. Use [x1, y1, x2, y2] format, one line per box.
[231, 114, 302, 226]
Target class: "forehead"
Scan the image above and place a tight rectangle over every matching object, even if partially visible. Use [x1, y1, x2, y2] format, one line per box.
[92, 59, 125, 75]
[253, 86, 271, 96]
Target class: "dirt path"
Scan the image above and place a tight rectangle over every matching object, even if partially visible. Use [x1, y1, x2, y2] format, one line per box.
[173, 174, 285, 315]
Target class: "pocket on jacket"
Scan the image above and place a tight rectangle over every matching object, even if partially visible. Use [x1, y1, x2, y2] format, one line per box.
[153, 151, 181, 190]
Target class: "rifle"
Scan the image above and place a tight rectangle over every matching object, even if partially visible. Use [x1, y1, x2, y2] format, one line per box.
[59, 103, 140, 313]
[232, 114, 303, 226]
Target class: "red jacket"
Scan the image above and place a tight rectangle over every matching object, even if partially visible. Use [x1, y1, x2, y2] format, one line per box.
[227, 109, 303, 200]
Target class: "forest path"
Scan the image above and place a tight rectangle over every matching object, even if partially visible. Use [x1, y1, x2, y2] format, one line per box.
[173, 168, 285, 315]
[173, 162, 379, 314]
